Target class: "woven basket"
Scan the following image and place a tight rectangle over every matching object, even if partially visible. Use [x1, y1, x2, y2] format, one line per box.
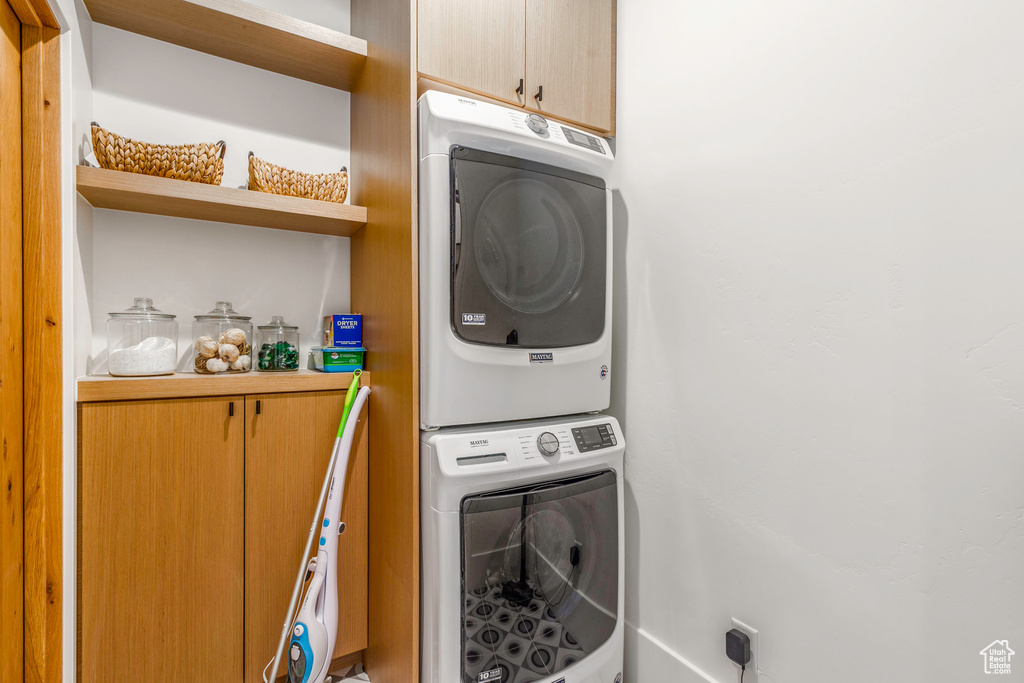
[91, 122, 226, 185]
[248, 153, 349, 204]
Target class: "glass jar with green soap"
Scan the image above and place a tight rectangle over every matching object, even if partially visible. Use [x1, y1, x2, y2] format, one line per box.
[256, 315, 301, 371]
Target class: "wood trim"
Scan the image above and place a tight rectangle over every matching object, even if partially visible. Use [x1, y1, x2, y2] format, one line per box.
[7, 0, 57, 29]
[0, 2, 24, 681]
[350, 1, 420, 682]
[328, 650, 364, 674]
[609, 0, 616, 136]
[76, 166, 369, 238]
[21, 22, 61, 683]
[77, 370, 371, 403]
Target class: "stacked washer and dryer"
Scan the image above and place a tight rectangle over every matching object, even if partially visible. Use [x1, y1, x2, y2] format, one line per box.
[418, 91, 624, 683]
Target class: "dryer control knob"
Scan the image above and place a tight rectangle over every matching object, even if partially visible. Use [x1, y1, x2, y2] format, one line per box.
[526, 113, 549, 135]
[537, 432, 560, 456]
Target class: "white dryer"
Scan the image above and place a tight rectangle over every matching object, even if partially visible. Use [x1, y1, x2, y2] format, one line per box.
[419, 91, 615, 429]
[421, 414, 624, 683]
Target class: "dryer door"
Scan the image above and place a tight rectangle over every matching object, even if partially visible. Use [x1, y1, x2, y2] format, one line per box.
[451, 147, 608, 348]
[460, 470, 618, 683]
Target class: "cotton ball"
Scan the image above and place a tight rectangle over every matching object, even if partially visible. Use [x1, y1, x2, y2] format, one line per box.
[219, 344, 240, 363]
[206, 358, 229, 373]
[230, 355, 251, 371]
[219, 328, 247, 346]
[197, 338, 219, 358]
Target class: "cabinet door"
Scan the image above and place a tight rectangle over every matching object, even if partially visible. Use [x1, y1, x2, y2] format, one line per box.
[418, 0, 526, 105]
[526, 0, 615, 132]
[80, 397, 245, 683]
[244, 391, 368, 683]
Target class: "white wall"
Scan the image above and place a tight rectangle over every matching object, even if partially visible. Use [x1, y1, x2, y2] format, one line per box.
[82, 2, 352, 375]
[611, 2, 1024, 682]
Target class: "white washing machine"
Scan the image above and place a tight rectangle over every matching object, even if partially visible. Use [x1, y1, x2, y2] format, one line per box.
[419, 91, 615, 429]
[421, 414, 624, 683]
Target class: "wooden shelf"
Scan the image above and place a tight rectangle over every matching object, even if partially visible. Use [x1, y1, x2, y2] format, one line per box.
[78, 369, 369, 402]
[83, 0, 366, 90]
[77, 166, 367, 237]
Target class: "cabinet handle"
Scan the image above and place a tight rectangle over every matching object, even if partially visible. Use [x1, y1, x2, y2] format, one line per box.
[256, 400, 261, 415]
[535, 85, 543, 102]
[515, 79, 524, 96]
[229, 401, 234, 417]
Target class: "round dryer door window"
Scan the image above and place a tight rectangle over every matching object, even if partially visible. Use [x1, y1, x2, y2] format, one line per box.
[474, 178, 585, 315]
[450, 147, 608, 348]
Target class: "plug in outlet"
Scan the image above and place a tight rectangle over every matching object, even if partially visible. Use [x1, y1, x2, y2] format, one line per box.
[731, 618, 759, 681]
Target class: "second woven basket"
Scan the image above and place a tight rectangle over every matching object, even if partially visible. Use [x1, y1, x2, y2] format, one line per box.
[248, 153, 349, 204]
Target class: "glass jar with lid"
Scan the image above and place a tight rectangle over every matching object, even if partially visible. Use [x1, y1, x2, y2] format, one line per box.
[192, 301, 254, 374]
[256, 316, 301, 372]
[106, 297, 178, 376]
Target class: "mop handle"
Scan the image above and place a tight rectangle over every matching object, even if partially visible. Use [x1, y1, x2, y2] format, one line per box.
[264, 371, 363, 683]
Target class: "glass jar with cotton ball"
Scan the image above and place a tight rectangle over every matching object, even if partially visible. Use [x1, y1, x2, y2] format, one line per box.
[192, 301, 254, 374]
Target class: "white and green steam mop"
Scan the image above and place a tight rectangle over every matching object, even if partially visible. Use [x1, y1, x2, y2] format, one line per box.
[263, 371, 370, 683]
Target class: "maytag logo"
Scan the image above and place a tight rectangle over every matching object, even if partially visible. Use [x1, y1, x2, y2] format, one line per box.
[462, 313, 486, 325]
[530, 352, 553, 364]
[458, 98, 478, 106]
[469, 439, 490, 447]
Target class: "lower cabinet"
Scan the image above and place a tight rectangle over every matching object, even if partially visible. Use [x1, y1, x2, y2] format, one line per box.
[244, 392, 368, 683]
[78, 390, 368, 683]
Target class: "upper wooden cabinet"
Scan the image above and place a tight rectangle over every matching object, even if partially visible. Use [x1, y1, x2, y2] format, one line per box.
[417, 0, 616, 134]
[418, 0, 526, 105]
[525, 0, 614, 133]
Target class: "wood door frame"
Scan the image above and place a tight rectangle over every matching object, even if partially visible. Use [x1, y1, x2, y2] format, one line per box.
[2, 1, 62, 683]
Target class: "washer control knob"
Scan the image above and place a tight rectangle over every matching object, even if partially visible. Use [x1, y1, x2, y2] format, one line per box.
[526, 113, 549, 135]
[537, 432, 560, 456]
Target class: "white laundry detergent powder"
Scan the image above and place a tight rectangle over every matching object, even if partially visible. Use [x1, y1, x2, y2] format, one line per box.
[108, 336, 177, 376]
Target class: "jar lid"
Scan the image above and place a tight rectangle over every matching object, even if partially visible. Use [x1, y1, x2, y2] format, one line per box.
[258, 315, 298, 331]
[108, 297, 176, 319]
[194, 300, 252, 322]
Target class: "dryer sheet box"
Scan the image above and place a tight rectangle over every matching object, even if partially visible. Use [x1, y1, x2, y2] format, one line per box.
[323, 314, 362, 348]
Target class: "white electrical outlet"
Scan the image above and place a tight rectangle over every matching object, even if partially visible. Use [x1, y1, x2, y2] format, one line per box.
[731, 618, 759, 681]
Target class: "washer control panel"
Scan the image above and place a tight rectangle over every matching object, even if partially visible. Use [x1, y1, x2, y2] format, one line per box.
[571, 423, 617, 452]
[536, 431, 560, 455]
[430, 416, 622, 481]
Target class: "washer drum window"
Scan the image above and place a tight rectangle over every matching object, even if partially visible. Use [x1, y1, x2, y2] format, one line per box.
[459, 471, 618, 683]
